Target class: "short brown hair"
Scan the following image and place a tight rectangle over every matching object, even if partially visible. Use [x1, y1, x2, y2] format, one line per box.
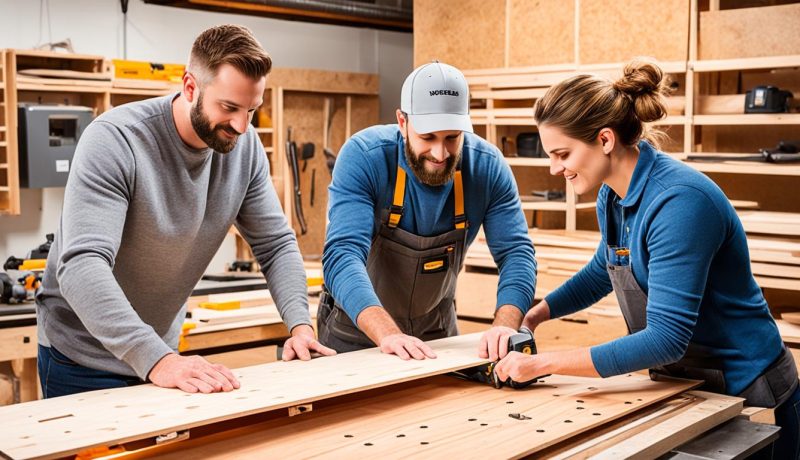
[533, 59, 671, 149]
[188, 24, 272, 85]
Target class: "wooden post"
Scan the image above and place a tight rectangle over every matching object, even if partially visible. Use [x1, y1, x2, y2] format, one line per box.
[684, 0, 698, 154]
[566, 180, 577, 231]
[345, 96, 352, 138]
[6, 50, 20, 215]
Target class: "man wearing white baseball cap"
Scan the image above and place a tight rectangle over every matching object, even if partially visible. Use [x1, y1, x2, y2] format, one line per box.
[319, 61, 537, 361]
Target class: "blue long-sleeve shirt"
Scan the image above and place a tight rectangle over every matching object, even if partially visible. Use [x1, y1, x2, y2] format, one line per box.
[323, 124, 536, 323]
[545, 140, 783, 395]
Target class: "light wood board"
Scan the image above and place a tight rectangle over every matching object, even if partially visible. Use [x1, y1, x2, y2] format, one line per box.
[699, 4, 800, 60]
[579, 0, 690, 64]
[507, 0, 574, 67]
[0, 334, 491, 460]
[413, 0, 505, 69]
[147, 374, 700, 459]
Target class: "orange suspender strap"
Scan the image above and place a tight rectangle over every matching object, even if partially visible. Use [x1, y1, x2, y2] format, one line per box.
[388, 166, 406, 228]
[454, 170, 466, 229]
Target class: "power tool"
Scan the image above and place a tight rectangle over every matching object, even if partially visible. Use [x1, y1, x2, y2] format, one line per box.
[452, 327, 547, 389]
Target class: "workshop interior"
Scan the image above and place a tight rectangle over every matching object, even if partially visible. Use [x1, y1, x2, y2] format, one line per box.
[1, 0, 800, 458]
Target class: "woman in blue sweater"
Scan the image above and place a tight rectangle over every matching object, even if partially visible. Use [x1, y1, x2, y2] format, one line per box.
[492, 60, 799, 457]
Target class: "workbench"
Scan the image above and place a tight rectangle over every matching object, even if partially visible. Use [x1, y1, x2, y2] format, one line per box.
[0, 333, 779, 459]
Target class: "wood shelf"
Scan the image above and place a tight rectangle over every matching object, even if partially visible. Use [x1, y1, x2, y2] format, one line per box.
[520, 201, 596, 211]
[109, 88, 173, 96]
[254, 127, 274, 134]
[504, 157, 549, 167]
[0, 142, 7, 148]
[651, 115, 688, 125]
[693, 114, 800, 125]
[0, 163, 8, 169]
[264, 147, 274, 153]
[691, 55, 800, 72]
[672, 153, 800, 176]
[16, 82, 109, 93]
[0, 186, 10, 192]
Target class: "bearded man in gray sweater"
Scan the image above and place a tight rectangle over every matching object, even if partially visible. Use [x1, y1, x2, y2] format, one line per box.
[35, 24, 334, 398]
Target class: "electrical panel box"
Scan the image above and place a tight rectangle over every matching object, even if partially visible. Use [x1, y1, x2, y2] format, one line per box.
[17, 104, 94, 188]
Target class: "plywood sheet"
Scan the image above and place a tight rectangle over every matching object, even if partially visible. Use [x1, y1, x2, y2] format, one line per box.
[508, 0, 575, 67]
[699, 4, 800, 60]
[0, 334, 490, 460]
[414, 0, 506, 69]
[579, 0, 690, 64]
[150, 372, 699, 459]
[268, 68, 379, 95]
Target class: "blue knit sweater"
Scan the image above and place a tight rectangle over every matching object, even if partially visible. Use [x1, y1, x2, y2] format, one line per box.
[545, 141, 783, 395]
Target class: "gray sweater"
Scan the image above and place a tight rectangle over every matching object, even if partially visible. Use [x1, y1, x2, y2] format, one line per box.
[36, 94, 309, 380]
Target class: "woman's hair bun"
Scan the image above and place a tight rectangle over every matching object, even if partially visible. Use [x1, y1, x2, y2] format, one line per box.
[612, 59, 670, 123]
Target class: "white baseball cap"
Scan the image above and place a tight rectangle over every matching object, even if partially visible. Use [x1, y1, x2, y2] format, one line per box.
[400, 61, 473, 134]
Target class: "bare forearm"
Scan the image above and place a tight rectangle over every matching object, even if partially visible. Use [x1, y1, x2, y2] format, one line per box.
[539, 348, 600, 378]
[356, 306, 402, 344]
[492, 304, 523, 329]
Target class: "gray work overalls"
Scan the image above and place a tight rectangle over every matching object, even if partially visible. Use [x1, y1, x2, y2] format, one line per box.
[318, 158, 467, 352]
[605, 193, 798, 408]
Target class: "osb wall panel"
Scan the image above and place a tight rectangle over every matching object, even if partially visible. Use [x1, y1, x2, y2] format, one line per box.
[508, 0, 575, 67]
[284, 94, 379, 258]
[699, 4, 800, 59]
[579, 0, 690, 64]
[414, 0, 506, 69]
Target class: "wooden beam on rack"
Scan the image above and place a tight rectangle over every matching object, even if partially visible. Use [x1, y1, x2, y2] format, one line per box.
[345, 96, 352, 138]
[693, 114, 800, 126]
[691, 55, 800, 72]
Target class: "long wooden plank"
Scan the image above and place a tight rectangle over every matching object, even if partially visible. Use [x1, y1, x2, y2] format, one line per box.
[0, 334, 490, 460]
[147, 374, 699, 460]
[592, 391, 743, 459]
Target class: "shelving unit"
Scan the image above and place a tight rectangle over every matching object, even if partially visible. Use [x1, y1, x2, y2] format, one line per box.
[467, 62, 689, 232]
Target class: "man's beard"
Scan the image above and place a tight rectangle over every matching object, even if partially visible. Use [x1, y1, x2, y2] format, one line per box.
[190, 92, 240, 153]
[404, 138, 462, 187]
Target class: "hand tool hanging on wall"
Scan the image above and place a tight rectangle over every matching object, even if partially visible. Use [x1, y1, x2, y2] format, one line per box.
[310, 169, 316, 207]
[450, 327, 548, 389]
[286, 127, 308, 235]
[301, 142, 315, 172]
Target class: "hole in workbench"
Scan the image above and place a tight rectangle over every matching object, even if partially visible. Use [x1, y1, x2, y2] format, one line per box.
[624, 401, 632, 405]
[364, 443, 373, 446]
[576, 400, 584, 403]
[480, 423, 488, 426]
[593, 413, 601, 416]
[536, 429, 545, 433]
[506, 401, 514, 404]
[421, 442, 429, 445]
[588, 387, 598, 391]
[564, 420, 573, 423]
[468, 418, 477, 422]
[397, 434, 405, 438]
[186, 406, 199, 410]
[577, 407, 584, 410]
[344, 434, 353, 438]
[64, 431, 71, 434]
[420, 425, 428, 429]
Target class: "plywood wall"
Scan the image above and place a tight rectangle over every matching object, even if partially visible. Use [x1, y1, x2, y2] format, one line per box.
[414, 0, 690, 69]
[414, 0, 505, 69]
[699, 3, 800, 59]
[284, 93, 379, 258]
[507, 0, 575, 67]
[579, 0, 690, 64]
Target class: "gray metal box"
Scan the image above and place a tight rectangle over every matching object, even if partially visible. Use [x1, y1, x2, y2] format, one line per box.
[17, 104, 94, 188]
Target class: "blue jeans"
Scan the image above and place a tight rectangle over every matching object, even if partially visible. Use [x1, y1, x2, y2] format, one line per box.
[37, 345, 142, 398]
[773, 384, 800, 459]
